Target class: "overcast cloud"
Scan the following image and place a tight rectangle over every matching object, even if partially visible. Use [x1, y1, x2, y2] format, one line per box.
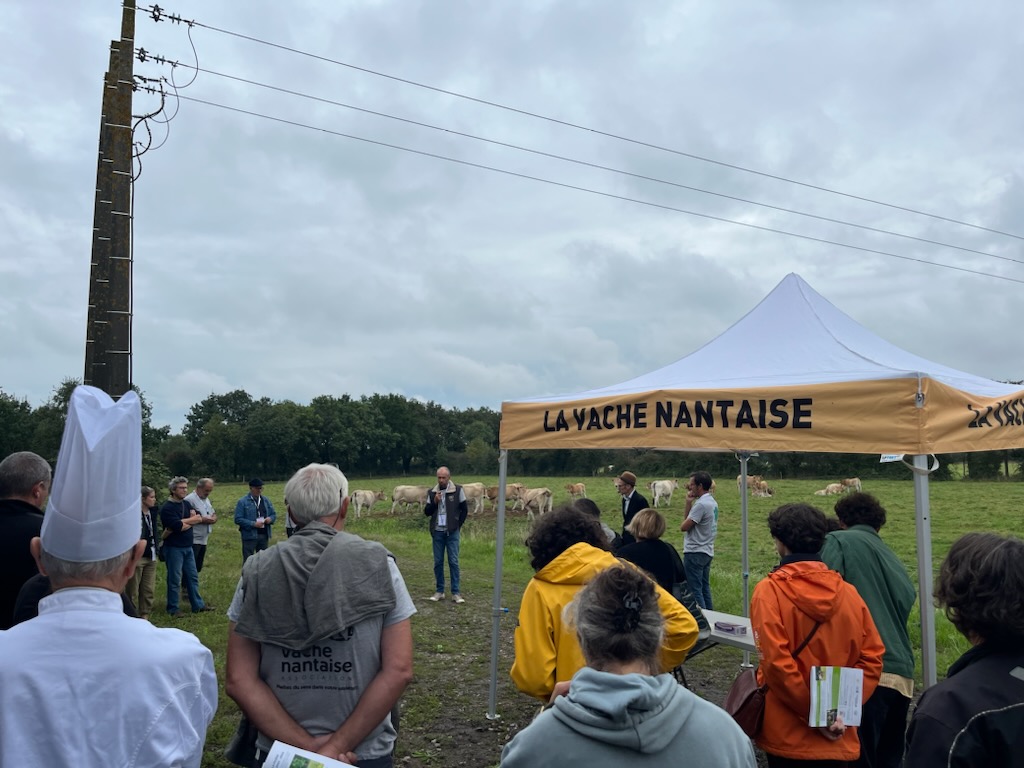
[1, 0, 1022, 430]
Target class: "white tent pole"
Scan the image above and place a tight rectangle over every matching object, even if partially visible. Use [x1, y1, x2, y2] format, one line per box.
[912, 453, 937, 688]
[738, 452, 752, 668]
[486, 449, 510, 719]
[738, 453, 751, 617]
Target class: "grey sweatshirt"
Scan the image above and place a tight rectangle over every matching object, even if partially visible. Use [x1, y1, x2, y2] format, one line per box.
[501, 667, 755, 767]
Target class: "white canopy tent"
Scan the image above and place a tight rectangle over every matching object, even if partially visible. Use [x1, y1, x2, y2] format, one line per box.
[487, 273, 1023, 716]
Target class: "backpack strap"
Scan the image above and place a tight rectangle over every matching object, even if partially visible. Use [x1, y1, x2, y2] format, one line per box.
[792, 621, 821, 658]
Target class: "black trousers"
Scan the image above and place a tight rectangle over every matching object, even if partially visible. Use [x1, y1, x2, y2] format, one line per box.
[767, 756, 849, 768]
[192, 543, 207, 572]
[854, 685, 911, 768]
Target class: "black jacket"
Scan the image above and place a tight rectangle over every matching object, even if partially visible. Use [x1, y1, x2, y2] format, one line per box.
[424, 483, 468, 534]
[616, 538, 680, 592]
[0, 498, 45, 630]
[904, 641, 1024, 767]
[620, 490, 650, 546]
[140, 505, 159, 561]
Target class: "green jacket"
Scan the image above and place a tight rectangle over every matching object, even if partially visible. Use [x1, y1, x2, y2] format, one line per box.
[821, 525, 916, 680]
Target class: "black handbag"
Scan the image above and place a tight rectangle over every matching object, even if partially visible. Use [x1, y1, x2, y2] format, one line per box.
[223, 713, 259, 767]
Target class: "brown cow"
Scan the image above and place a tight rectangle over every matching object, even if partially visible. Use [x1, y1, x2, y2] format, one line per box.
[565, 482, 587, 500]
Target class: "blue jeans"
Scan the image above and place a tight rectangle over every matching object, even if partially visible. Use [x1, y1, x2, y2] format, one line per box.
[165, 545, 206, 613]
[431, 528, 461, 595]
[683, 551, 713, 610]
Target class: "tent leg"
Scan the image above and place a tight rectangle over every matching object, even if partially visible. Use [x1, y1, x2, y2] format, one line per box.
[737, 452, 752, 668]
[486, 450, 509, 719]
[912, 454, 937, 688]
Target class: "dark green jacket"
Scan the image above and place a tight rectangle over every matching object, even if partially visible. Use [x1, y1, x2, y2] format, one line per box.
[821, 525, 916, 680]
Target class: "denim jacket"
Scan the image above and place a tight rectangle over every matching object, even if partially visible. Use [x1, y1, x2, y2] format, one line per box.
[234, 494, 277, 541]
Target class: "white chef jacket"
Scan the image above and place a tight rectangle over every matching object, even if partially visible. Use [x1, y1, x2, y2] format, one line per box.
[0, 587, 217, 767]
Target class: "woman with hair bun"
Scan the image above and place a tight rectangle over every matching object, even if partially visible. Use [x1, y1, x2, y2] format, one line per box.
[502, 565, 755, 767]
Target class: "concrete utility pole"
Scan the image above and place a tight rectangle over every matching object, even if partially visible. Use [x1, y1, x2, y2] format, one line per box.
[84, 1, 136, 396]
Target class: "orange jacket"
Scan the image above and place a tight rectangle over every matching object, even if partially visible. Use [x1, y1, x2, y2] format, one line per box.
[751, 559, 884, 761]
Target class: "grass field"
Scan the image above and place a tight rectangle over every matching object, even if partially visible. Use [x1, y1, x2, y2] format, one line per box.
[155, 473, 1024, 767]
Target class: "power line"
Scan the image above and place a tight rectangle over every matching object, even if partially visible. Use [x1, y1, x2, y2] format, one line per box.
[137, 3, 1024, 243]
[146, 57, 1024, 269]
[148, 88, 1024, 286]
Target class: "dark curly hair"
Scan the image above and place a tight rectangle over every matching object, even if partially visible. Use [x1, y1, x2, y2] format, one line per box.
[525, 505, 609, 572]
[767, 503, 828, 554]
[934, 532, 1024, 646]
[834, 492, 887, 531]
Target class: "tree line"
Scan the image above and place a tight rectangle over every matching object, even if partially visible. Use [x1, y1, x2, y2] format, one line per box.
[2, 379, 1021, 490]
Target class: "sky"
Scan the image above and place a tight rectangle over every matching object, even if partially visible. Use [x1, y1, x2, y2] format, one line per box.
[1, 1, 1022, 431]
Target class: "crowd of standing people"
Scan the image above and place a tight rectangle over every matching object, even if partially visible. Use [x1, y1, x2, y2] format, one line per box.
[1, 397, 1022, 767]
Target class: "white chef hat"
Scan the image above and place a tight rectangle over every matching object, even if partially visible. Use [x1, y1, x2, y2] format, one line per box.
[40, 385, 142, 562]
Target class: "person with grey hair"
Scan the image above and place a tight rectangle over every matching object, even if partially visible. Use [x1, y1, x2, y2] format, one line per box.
[0, 450, 50, 629]
[501, 565, 755, 767]
[160, 476, 211, 617]
[0, 386, 217, 766]
[226, 463, 416, 767]
[184, 477, 218, 574]
[424, 465, 468, 603]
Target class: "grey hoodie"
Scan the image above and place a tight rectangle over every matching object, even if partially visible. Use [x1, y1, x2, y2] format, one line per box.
[501, 667, 756, 767]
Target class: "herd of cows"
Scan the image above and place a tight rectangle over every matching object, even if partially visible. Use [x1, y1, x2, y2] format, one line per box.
[349, 477, 692, 520]
[357, 482, 558, 519]
[813, 476, 863, 496]
[346, 474, 865, 519]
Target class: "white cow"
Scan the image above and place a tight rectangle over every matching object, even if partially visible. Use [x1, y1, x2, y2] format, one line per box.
[814, 482, 845, 496]
[461, 482, 486, 514]
[350, 489, 386, 518]
[521, 487, 553, 520]
[391, 484, 429, 514]
[648, 479, 679, 507]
